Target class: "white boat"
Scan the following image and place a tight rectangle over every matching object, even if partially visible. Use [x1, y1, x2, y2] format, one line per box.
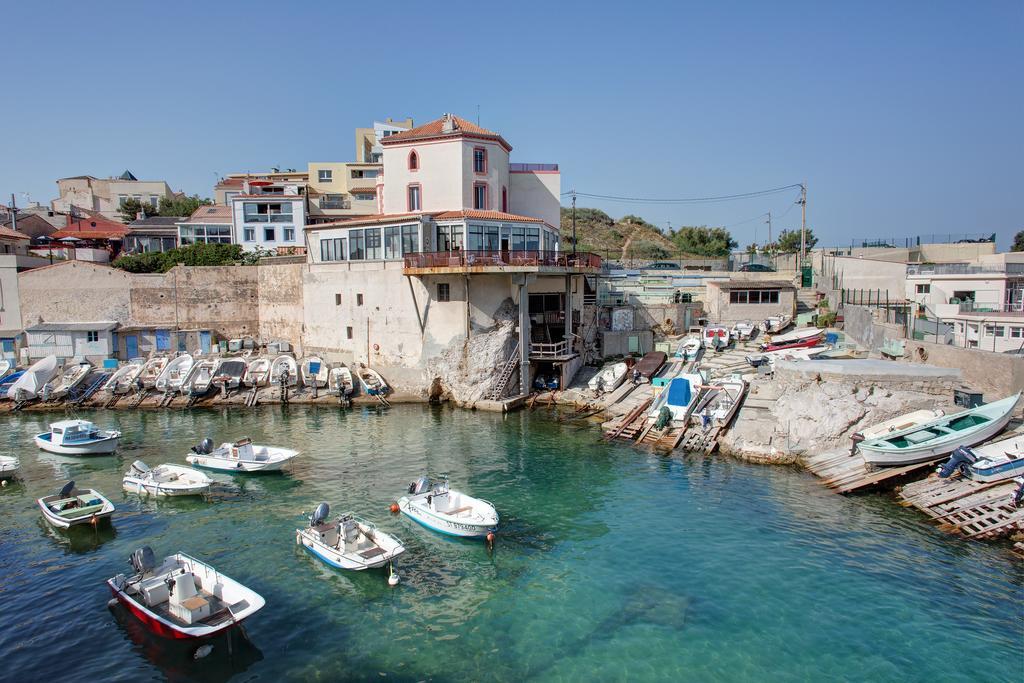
[211, 358, 247, 391]
[42, 362, 91, 401]
[0, 359, 11, 378]
[731, 320, 756, 341]
[34, 419, 121, 455]
[328, 364, 355, 397]
[155, 354, 194, 393]
[856, 409, 946, 441]
[107, 547, 265, 639]
[6, 354, 59, 401]
[858, 394, 1020, 466]
[762, 326, 823, 347]
[938, 434, 1024, 483]
[674, 330, 703, 361]
[398, 475, 499, 538]
[104, 360, 145, 394]
[185, 437, 299, 473]
[270, 355, 299, 387]
[301, 357, 329, 388]
[0, 455, 19, 479]
[137, 356, 169, 389]
[358, 366, 388, 396]
[647, 372, 705, 422]
[588, 362, 628, 394]
[691, 376, 747, 429]
[245, 357, 271, 387]
[704, 324, 731, 352]
[296, 503, 406, 572]
[182, 358, 218, 396]
[759, 314, 793, 334]
[123, 460, 213, 497]
[748, 345, 833, 368]
[38, 481, 115, 528]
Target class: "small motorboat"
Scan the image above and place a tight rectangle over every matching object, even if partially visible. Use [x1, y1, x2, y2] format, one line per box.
[691, 376, 747, 430]
[182, 359, 218, 396]
[301, 357, 329, 388]
[123, 460, 213, 497]
[155, 354, 194, 394]
[731, 320, 756, 341]
[0, 370, 25, 395]
[759, 314, 792, 334]
[761, 335, 824, 353]
[107, 547, 265, 639]
[328, 364, 355, 397]
[6, 354, 59, 401]
[245, 357, 271, 387]
[137, 356, 169, 389]
[296, 503, 406, 572]
[938, 435, 1024, 482]
[104, 360, 145, 394]
[675, 330, 703, 361]
[760, 327, 823, 350]
[211, 358, 247, 392]
[34, 419, 121, 455]
[398, 475, 499, 538]
[647, 373, 705, 422]
[358, 366, 388, 396]
[588, 362, 628, 394]
[858, 394, 1020, 466]
[270, 355, 299, 387]
[634, 351, 667, 381]
[186, 437, 299, 473]
[808, 346, 868, 360]
[38, 481, 115, 529]
[42, 362, 91, 401]
[0, 455, 19, 479]
[704, 325, 731, 352]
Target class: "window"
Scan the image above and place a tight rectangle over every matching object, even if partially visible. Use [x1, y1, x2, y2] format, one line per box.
[349, 229, 365, 260]
[408, 184, 421, 211]
[264, 227, 276, 242]
[473, 147, 487, 173]
[401, 225, 419, 255]
[86, 331, 99, 343]
[408, 150, 419, 170]
[1011, 327, 1024, 338]
[365, 228, 382, 259]
[468, 224, 484, 251]
[384, 226, 401, 259]
[473, 184, 488, 210]
[953, 290, 976, 302]
[118, 195, 128, 208]
[353, 191, 375, 201]
[335, 293, 342, 305]
[351, 169, 379, 179]
[346, 327, 353, 339]
[525, 227, 540, 251]
[356, 293, 364, 306]
[729, 289, 780, 304]
[283, 227, 295, 242]
[985, 324, 1005, 337]
[437, 283, 450, 302]
[180, 224, 233, 245]
[244, 202, 292, 223]
[318, 169, 333, 182]
[320, 237, 346, 261]
[916, 284, 931, 294]
[244, 228, 255, 241]
[502, 186, 507, 213]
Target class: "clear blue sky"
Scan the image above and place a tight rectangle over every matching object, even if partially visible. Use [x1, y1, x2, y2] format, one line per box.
[3, 1, 1021, 249]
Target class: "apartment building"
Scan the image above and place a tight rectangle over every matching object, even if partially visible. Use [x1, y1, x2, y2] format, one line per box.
[230, 179, 307, 253]
[177, 205, 234, 246]
[52, 170, 180, 221]
[354, 118, 414, 164]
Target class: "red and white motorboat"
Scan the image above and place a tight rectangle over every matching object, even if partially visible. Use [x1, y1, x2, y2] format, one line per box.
[761, 335, 824, 353]
[107, 547, 265, 639]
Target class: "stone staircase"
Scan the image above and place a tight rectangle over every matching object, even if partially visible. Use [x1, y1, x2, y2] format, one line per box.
[796, 288, 818, 316]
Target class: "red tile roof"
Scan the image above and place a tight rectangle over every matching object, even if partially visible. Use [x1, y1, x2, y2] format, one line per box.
[52, 213, 128, 240]
[52, 227, 127, 240]
[349, 187, 377, 194]
[305, 209, 550, 230]
[0, 225, 30, 241]
[182, 205, 233, 223]
[380, 114, 512, 152]
[435, 210, 545, 224]
[305, 212, 426, 230]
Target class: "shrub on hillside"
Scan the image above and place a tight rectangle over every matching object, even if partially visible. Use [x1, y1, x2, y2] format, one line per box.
[113, 243, 246, 273]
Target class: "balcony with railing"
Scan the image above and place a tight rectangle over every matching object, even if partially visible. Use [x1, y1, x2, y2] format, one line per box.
[529, 340, 575, 360]
[509, 163, 559, 172]
[403, 249, 601, 275]
[907, 262, 1024, 276]
[319, 197, 352, 210]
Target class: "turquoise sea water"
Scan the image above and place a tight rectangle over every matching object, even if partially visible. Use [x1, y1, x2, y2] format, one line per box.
[0, 405, 1021, 682]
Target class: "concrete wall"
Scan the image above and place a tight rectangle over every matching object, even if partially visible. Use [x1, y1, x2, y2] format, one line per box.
[129, 266, 260, 339]
[600, 329, 654, 356]
[821, 255, 909, 298]
[510, 170, 560, 230]
[258, 263, 305, 351]
[703, 285, 796, 325]
[19, 261, 133, 326]
[0, 255, 23, 337]
[840, 304, 905, 353]
[901, 339, 1024, 399]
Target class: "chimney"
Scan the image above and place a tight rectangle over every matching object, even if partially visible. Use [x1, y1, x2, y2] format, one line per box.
[442, 113, 457, 134]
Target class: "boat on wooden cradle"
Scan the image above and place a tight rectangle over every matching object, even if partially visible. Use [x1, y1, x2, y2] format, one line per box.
[0, 455, 19, 479]
[123, 461, 213, 497]
[301, 357, 329, 388]
[296, 502, 406, 574]
[211, 358, 247, 392]
[674, 330, 703, 361]
[38, 480, 115, 528]
[42, 362, 91, 401]
[137, 356, 169, 390]
[183, 359, 218, 396]
[107, 547, 265, 639]
[35, 419, 121, 455]
[635, 351, 667, 381]
[588, 362, 628, 394]
[759, 314, 792, 334]
[245, 357, 271, 387]
[328, 364, 354, 397]
[398, 475, 499, 538]
[104, 360, 145, 394]
[857, 394, 1020, 466]
[938, 434, 1024, 483]
[6, 354, 59, 401]
[186, 437, 299, 473]
[270, 355, 299, 387]
[731, 320, 756, 341]
[155, 354, 194, 394]
[647, 373, 705, 422]
[704, 324, 731, 352]
[691, 376, 747, 430]
[358, 366, 389, 396]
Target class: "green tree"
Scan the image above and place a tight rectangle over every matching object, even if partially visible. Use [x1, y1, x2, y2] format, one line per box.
[628, 239, 670, 260]
[745, 243, 758, 255]
[776, 228, 818, 253]
[117, 197, 155, 224]
[1012, 231, 1024, 252]
[670, 226, 737, 257]
[112, 243, 246, 273]
[159, 194, 213, 217]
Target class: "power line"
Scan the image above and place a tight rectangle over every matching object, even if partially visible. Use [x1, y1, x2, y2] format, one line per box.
[561, 183, 802, 205]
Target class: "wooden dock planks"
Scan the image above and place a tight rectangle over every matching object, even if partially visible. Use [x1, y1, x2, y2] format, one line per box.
[899, 475, 1024, 539]
[803, 448, 942, 494]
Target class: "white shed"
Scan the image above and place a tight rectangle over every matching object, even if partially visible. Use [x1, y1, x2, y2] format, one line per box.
[24, 321, 118, 362]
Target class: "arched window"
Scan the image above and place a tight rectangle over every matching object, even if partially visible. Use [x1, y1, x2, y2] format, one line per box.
[408, 150, 419, 171]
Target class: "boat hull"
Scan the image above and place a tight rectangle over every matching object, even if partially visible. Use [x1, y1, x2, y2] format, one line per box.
[38, 495, 114, 529]
[185, 455, 287, 472]
[860, 405, 1016, 466]
[296, 530, 404, 570]
[398, 498, 497, 538]
[122, 478, 209, 497]
[34, 433, 120, 455]
[109, 585, 201, 640]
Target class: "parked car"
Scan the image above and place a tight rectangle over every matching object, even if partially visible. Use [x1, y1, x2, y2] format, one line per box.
[738, 263, 776, 272]
[644, 262, 679, 270]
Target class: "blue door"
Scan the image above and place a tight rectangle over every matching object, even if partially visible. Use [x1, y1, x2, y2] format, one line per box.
[155, 329, 171, 351]
[199, 331, 212, 354]
[125, 335, 139, 358]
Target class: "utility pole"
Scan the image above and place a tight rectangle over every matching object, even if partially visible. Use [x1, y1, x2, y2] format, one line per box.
[765, 211, 772, 247]
[8, 194, 16, 232]
[798, 182, 807, 265]
[571, 191, 577, 257]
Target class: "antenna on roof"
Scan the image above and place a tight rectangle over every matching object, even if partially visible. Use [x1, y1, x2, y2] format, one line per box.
[477, 104, 480, 126]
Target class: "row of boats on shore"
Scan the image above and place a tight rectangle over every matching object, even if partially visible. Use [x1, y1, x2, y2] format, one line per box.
[0, 352, 391, 404]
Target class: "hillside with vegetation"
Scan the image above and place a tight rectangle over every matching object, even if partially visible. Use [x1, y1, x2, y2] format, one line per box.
[559, 207, 736, 260]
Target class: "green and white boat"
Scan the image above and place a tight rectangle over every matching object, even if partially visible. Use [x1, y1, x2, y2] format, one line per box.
[858, 393, 1020, 467]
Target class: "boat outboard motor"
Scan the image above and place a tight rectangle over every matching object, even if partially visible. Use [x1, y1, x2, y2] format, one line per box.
[130, 460, 151, 475]
[938, 446, 978, 479]
[59, 480, 75, 498]
[311, 502, 330, 527]
[191, 438, 214, 455]
[130, 546, 156, 576]
[1013, 479, 1024, 508]
[408, 476, 430, 495]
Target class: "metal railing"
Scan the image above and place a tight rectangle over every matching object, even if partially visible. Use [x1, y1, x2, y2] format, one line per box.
[403, 250, 601, 270]
[509, 163, 559, 172]
[849, 233, 996, 248]
[319, 198, 351, 210]
[530, 341, 570, 358]
[907, 263, 1024, 276]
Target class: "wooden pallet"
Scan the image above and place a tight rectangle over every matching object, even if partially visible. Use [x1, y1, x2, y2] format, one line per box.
[604, 398, 652, 441]
[803, 448, 941, 494]
[899, 475, 1024, 539]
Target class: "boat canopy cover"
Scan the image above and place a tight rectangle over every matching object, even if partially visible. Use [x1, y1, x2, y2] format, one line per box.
[667, 378, 692, 406]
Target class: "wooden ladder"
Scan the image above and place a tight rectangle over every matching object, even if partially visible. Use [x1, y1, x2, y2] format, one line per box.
[488, 342, 521, 401]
